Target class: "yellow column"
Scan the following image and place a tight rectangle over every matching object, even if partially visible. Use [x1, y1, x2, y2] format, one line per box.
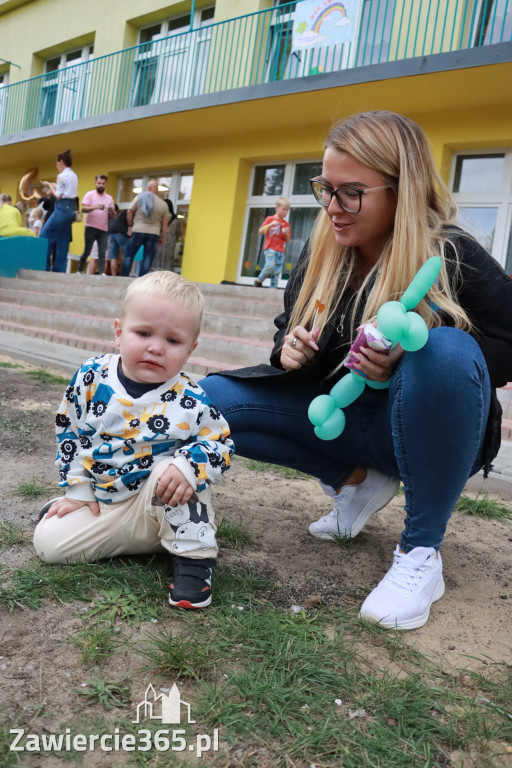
[181, 146, 250, 284]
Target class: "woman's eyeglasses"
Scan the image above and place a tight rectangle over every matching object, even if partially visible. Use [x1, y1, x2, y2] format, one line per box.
[309, 179, 389, 214]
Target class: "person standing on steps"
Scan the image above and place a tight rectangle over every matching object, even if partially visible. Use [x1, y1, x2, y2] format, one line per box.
[77, 175, 115, 275]
[120, 179, 170, 277]
[40, 149, 78, 273]
[255, 197, 291, 288]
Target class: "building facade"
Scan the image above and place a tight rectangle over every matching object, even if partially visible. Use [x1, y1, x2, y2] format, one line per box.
[0, 0, 511, 283]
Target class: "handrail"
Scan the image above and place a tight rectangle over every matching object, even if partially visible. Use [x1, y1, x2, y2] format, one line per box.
[0, 0, 510, 136]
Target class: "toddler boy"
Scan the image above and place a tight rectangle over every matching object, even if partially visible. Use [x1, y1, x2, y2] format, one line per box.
[255, 197, 291, 288]
[34, 271, 234, 609]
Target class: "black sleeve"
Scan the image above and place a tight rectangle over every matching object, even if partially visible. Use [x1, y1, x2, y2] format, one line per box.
[444, 233, 512, 388]
[269, 240, 311, 368]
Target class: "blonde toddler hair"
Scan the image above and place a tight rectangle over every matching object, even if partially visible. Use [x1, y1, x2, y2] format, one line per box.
[121, 271, 204, 338]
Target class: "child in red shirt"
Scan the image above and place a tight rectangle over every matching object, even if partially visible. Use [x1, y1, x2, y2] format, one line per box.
[255, 197, 291, 288]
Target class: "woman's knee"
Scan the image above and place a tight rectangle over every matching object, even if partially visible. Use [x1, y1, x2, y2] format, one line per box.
[399, 327, 486, 389]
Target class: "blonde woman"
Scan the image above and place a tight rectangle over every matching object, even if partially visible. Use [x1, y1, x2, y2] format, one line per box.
[202, 111, 512, 630]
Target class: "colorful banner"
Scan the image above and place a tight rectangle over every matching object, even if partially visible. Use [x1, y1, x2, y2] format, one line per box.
[292, 0, 360, 50]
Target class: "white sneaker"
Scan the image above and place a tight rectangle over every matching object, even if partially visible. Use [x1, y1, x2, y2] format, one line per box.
[359, 546, 445, 630]
[309, 469, 399, 540]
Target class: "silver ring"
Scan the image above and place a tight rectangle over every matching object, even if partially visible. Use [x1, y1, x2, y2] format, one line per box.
[291, 337, 298, 349]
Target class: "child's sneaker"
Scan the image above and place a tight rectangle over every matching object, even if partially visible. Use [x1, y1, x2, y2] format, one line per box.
[309, 469, 399, 540]
[169, 556, 216, 609]
[359, 546, 445, 630]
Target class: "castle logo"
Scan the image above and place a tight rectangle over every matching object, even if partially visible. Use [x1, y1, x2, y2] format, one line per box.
[132, 683, 195, 725]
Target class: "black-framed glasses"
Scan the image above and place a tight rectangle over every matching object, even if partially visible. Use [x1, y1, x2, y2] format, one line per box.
[309, 179, 389, 214]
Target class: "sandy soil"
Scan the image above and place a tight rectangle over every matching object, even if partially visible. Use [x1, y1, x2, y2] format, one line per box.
[0, 360, 511, 766]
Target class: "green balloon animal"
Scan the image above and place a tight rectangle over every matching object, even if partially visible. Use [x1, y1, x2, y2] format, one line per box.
[308, 256, 443, 440]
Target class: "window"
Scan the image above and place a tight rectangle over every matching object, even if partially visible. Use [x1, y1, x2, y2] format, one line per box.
[471, 0, 512, 46]
[450, 151, 512, 275]
[0, 72, 9, 134]
[40, 45, 94, 126]
[117, 170, 193, 271]
[238, 160, 322, 285]
[132, 7, 214, 107]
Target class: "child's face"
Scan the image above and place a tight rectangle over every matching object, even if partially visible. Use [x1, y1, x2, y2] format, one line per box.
[276, 204, 289, 219]
[114, 294, 199, 384]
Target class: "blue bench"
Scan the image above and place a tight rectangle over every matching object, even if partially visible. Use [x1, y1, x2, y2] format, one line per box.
[0, 236, 47, 277]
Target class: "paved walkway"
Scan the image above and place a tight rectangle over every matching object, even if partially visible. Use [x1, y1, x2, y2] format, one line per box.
[466, 436, 512, 498]
[1, 331, 511, 498]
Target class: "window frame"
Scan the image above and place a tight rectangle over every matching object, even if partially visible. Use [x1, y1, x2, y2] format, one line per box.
[449, 148, 512, 270]
[237, 158, 323, 286]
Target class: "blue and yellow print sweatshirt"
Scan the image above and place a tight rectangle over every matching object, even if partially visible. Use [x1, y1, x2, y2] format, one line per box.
[55, 354, 234, 504]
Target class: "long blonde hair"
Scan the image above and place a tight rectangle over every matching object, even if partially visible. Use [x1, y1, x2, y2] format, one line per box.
[288, 111, 471, 340]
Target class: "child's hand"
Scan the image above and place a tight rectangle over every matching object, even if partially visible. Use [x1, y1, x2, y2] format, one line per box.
[156, 464, 194, 507]
[45, 498, 100, 518]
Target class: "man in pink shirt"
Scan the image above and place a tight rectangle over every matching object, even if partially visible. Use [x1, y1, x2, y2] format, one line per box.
[77, 175, 115, 275]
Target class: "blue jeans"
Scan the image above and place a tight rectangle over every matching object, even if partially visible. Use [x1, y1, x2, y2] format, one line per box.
[120, 232, 158, 277]
[258, 249, 284, 288]
[109, 233, 129, 261]
[40, 198, 75, 272]
[201, 328, 491, 552]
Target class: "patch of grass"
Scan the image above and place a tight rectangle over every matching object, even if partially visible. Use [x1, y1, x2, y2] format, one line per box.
[138, 623, 226, 679]
[87, 586, 160, 628]
[15, 478, 54, 500]
[0, 362, 24, 370]
[73, 620, 121, 664]
[216, 517, 252, 550]
[26, 369, 69, 386]
[0, 556, 167, 617]
[456, 493, 512, 522]
[189, 598, 512, 767]
[0, 521, 26, 551]
[238, 456, 309, 481]
[75, 677, 131, 710]
[0, 715, 22, 768]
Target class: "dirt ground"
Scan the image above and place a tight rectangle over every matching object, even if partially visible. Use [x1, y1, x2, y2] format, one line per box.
[1, 359, 511, 765]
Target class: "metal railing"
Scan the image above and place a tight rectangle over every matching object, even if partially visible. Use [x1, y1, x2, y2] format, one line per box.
[0, 0, 510, 137]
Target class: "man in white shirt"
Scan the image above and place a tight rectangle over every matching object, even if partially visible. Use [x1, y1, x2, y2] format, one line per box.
[77, 175, 115, 274]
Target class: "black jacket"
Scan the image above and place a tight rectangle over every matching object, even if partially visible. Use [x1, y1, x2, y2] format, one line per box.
[220, 229, 512, 470]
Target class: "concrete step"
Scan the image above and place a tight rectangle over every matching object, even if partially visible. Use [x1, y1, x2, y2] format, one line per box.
[0, 275, 283, 320]
[497, 383, 512, 420]
[0, 289, 277, 341]
[0, 269, 278, 373]
[0, 329, 237, 378]
[0, 314, 272, 368]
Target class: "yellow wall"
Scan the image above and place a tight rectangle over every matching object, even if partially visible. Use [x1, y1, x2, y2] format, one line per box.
[0, 60, 510, 282]
[0, 0, 243, 83]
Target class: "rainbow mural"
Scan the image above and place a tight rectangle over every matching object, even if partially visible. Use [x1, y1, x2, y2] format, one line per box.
[312, 3, 347, 34]
[292, 0, 356, 50]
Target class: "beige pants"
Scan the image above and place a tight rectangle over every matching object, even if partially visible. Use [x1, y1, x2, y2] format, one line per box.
[33, 460, 217, 564]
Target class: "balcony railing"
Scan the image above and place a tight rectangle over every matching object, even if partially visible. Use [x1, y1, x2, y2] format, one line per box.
[0, 0, 510, 137]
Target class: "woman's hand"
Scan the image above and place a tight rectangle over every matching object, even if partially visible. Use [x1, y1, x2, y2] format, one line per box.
[351, 344, 404, 383]
[280, 326, 320, 371]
